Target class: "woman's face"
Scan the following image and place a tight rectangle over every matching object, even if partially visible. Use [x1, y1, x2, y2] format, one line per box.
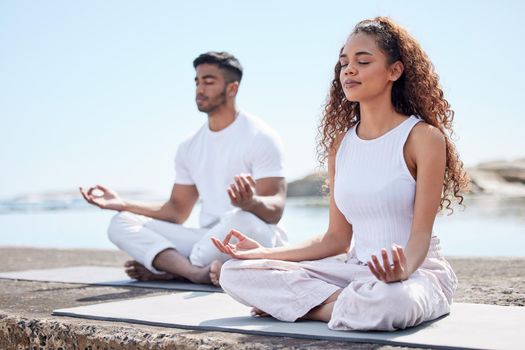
[339, 33, 401, 103]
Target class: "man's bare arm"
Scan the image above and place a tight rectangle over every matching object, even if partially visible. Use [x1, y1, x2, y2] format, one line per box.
[80, 183, 199, 224]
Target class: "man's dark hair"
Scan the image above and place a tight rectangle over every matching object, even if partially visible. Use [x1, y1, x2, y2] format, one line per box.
[193, 51, 243, 83]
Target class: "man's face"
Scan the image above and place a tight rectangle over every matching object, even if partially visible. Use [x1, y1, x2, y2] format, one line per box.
[194, 63, 228, 113]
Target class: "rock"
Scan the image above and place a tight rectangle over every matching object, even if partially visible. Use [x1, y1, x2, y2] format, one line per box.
[468, 158, 525, 196]
[287, 158, 525, 198]
[287, 172, 328, 197]
[475, 158, 525, 184]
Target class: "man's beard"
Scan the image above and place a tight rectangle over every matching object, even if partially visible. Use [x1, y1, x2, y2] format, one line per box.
[196, 87, 227, 113]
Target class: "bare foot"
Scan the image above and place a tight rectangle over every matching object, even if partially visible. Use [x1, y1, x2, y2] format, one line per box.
[250, 307, 270, 317]
[209, 260, 223, 287]
[301, 289, 342, 322]
[124, 260, 179, 281]
[184, 264, 213, 285]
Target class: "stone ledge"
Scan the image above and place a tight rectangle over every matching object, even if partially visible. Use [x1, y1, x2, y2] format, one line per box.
[0, 312, 396, 350]
[1, 247, 523, 349]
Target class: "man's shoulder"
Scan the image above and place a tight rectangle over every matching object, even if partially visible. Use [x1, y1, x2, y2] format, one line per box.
[238, 110, 280, 140]
[176, 122, 208, 153]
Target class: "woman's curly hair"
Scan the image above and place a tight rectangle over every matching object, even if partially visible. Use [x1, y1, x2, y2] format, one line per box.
[317, 17, 469, 212]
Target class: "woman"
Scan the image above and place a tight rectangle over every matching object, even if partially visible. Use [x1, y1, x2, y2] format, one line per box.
[211, 17, 469, 331]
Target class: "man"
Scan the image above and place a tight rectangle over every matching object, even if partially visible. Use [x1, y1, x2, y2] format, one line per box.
[80, 52, 287, 286]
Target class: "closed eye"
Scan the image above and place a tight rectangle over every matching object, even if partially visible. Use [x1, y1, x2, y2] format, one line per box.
[340, 61, 369, 69]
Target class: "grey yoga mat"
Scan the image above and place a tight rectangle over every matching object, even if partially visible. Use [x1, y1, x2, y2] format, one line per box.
[0, 266, 222, 293]
[53, 291, 524, 350]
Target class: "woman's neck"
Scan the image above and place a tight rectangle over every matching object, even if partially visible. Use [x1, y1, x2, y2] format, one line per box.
[357, 97, 407, 140]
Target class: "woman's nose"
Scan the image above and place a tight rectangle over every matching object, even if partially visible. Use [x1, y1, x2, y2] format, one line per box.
[343, 63, 356, 76]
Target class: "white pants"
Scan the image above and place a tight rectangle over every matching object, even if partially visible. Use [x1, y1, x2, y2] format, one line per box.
[220, 236, 457, 331]
[108, 209, 287, 273]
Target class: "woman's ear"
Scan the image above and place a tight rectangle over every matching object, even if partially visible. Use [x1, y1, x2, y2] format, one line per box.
[390, 61, 404, 82]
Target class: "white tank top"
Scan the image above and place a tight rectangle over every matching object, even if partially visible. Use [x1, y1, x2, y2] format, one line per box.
[334, 115, 422, 263]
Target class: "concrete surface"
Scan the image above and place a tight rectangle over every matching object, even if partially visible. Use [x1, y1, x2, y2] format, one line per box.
[1, 246, 523, 349]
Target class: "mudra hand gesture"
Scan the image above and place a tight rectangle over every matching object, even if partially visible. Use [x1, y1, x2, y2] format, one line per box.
[367, 245, 409, 283]
[79, 184, 125, 211]
[211, 229, 267, 260]
[227, 174, 257, 210]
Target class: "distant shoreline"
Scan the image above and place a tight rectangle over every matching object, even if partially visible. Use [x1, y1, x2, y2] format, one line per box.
[287, 158, 525, 197]
[1, 158, 524, 213]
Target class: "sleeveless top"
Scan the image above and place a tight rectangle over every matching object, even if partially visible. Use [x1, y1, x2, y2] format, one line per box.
[334, 116, 423, 263]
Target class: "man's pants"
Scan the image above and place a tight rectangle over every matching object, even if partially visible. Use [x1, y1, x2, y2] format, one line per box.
[107, 209, 287, 273]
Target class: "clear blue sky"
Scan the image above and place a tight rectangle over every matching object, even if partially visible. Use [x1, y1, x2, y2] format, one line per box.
[1, 0, 524, 199]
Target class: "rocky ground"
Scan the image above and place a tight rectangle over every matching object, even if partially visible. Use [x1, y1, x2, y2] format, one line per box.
[0, 247, 524, 349]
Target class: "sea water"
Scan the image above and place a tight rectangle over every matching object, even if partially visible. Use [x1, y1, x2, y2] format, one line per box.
[0, 196, 523, 257]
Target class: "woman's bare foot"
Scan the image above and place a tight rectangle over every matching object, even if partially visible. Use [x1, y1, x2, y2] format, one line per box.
[250, 307, 270, 317]
[124, 260, 179, 281]
[209, 260, 223, 287]
[301, 289, 342, 322]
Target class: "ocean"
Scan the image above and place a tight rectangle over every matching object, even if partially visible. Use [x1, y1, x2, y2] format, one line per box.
[0, 195, 524, 257]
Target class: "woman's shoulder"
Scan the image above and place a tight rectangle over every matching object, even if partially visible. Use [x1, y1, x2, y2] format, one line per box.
[411, 120, 444, 141]
[408, 120, 446, 154]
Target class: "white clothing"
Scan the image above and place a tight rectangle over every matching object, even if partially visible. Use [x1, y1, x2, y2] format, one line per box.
[335, 115, 422, 263]
[219, 115, 458, 331]
[108, 209, 287, 272]
[107, 110, 287, 272]
[220, 237, 457, 331]
[175, 110, 285, 228]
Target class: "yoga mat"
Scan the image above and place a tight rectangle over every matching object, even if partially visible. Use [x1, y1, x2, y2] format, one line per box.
[53, 291, 523, 350]
[0, 266, 222, 293]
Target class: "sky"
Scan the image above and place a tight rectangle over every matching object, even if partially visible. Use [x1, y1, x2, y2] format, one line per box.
[1, 0, 524, 199]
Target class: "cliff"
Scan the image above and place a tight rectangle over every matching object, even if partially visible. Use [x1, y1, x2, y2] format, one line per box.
[287, 158, 525, 197]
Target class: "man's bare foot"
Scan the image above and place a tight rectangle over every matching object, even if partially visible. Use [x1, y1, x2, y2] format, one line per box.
[183, 264, 213, 285]
[209, 260, 223, 287]
[124, 260, 179, 281]
[250, 307, 270, 317]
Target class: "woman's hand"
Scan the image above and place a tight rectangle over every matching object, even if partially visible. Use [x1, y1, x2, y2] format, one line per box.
[367, 245, 409, 283]
[211, 229, 267, 260]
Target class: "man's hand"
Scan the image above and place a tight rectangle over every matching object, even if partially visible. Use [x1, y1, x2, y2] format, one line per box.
[367, 245, 409, 283]
[227, 174, 257, 210]
[79, 184, 126, 211]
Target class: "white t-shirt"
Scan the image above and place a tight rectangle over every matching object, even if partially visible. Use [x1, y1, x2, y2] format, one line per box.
[174, 110, 285, 228]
